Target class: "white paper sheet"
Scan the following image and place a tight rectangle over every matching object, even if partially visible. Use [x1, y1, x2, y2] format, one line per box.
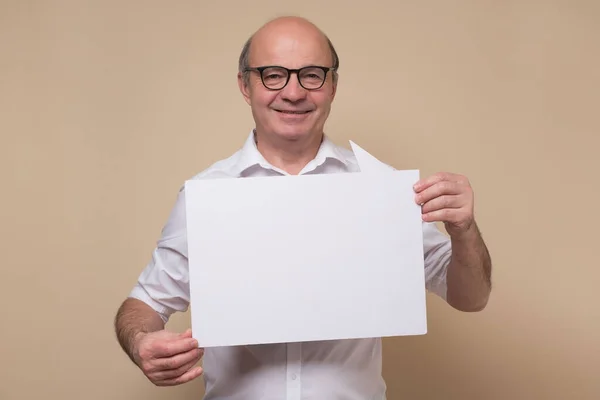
[349, 140, 396, 173]
[185, 143, 427, 347]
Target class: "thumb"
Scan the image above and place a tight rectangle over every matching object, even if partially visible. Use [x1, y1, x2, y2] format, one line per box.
[180, 328, 193, 338]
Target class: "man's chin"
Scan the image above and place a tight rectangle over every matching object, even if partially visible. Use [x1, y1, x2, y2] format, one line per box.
[275, 130, 310, 141]
[269, 122, 312, 139]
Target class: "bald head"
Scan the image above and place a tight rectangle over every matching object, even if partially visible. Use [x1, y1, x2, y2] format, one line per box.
[238, 16, 339, 84]
[236, 16, 340, 155]
[256, 16, 323, 36]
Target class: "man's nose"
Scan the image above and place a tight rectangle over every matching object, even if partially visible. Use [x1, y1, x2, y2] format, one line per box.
[280, 73, 307, 102]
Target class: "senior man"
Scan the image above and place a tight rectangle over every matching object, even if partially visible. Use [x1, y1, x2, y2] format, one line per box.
[114, 15, 492, 400]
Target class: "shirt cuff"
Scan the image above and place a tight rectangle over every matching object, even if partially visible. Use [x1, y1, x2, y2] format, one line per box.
[128, 284, 173, 324]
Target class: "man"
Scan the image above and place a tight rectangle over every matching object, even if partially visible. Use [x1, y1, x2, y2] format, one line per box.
[114, 16, 492, 399]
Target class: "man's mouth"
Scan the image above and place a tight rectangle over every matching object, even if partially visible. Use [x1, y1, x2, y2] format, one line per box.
[275, 109, 312, 114]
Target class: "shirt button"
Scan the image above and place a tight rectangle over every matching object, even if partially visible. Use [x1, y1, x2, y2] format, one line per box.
[291, 373, 297, 380]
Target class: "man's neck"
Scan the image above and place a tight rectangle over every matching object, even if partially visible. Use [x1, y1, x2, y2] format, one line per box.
[255, 130, 323, 175]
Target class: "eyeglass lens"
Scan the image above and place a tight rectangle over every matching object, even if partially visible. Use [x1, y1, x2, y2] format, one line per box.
[261, 67, 326, 89]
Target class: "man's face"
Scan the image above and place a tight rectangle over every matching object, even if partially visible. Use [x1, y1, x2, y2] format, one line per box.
[238, 24, 337, 143]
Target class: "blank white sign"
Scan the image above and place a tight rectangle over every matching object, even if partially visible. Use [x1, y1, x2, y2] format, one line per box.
[185, 164, 428, 347]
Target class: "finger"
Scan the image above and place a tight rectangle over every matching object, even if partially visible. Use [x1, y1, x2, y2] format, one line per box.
[157, 347, 204, 371]
[415, 181, 462, 205]
[155, 366, 204, 387]
[151, 353, 202, 381]
[420, 195, 462, 214]
[422, 208, 465, 224]
[414, 172, 456, 192]
[152, 337, 198, 358]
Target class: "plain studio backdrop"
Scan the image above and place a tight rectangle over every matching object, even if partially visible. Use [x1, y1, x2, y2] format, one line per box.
[1, 1, 598, 399]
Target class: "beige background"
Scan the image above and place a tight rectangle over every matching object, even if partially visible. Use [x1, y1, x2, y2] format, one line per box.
[2, 1, 599, 399]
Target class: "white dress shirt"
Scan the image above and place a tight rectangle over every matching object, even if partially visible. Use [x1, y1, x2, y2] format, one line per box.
[129, 130, 452, 400]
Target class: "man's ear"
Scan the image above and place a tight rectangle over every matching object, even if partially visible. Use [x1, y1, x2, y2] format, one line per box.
[238, 72, 252, 106]
[330, 74, 338, 101]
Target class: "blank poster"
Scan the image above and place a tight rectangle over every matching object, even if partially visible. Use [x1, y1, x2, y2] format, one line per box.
[184, 155, 427, 347]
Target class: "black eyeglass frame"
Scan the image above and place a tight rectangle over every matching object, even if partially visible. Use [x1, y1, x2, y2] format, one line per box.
[243, 65, 336, 91]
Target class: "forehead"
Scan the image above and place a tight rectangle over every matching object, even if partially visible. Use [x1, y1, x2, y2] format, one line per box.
[249, 28, 332, 68]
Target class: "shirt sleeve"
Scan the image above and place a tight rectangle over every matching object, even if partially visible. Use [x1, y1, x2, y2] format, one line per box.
[422, 221, 452, 301]
[128, 187, 191, 323]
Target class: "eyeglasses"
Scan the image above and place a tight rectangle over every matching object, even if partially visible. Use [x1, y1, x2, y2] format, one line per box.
[244, 65, 335, 90]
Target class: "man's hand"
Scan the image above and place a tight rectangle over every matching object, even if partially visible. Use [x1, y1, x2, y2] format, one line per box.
[413, 172, 475, 237]
[132, 328, 204, 386]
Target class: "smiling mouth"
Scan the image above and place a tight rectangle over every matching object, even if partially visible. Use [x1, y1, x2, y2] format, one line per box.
[275, 110, 312, 114]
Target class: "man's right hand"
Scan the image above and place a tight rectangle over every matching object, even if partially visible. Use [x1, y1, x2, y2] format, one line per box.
[133, 328, 204, 386]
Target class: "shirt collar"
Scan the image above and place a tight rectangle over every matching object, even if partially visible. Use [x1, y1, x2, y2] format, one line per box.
[233, 129, 350, 176]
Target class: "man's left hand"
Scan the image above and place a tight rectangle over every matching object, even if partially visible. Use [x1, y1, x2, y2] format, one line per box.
[413, 172, 475, 237]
